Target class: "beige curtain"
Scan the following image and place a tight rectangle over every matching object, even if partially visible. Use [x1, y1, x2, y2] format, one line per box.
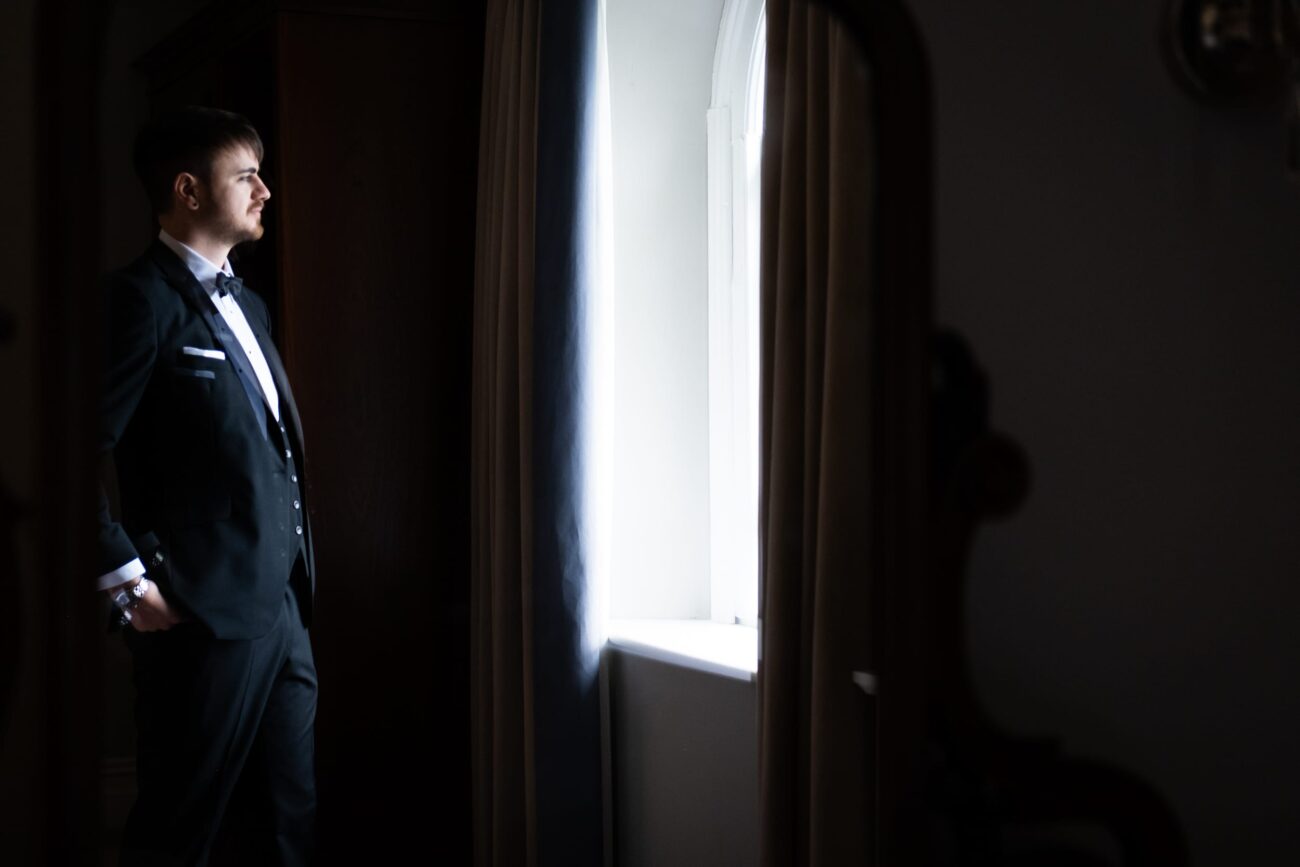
[471, 0, 539, 864]
[758, 0, 878, 864]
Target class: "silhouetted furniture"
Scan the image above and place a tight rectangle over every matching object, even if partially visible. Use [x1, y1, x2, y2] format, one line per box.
[926, 331, 1188, 866]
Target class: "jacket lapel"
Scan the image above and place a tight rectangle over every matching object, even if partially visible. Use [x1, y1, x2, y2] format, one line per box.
[149, 241, 270, 438]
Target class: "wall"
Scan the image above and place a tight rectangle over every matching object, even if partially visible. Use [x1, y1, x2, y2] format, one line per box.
[605, 649, 758, 866]
[0, 0, 42, 862]
[910, 1, 1300, 862]
[98, 0, 210, 274]
[605, 0, 725, 618]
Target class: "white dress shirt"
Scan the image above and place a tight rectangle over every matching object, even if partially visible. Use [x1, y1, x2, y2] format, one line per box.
[96, 231, 281, 591]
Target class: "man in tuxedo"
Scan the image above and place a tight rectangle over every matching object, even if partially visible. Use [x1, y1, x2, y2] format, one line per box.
[97, 106, 316, 865]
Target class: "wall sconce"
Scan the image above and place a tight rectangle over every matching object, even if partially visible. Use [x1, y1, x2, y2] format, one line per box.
[1163, 0, 1300, 179]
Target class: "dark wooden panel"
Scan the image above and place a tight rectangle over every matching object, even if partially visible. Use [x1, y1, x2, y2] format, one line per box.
[276, 10, 478, 862]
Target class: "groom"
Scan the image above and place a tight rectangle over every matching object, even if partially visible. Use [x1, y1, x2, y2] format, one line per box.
[97, 106, 317, 865]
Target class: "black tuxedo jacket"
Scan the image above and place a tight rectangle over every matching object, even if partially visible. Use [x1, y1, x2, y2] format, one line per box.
[98, 240, 314, 639]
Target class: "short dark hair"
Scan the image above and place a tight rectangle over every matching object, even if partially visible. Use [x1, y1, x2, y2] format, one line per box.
[132, 106, 264, 215]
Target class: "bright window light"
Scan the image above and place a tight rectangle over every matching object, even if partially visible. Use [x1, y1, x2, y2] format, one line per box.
[601, 0, 765, 665]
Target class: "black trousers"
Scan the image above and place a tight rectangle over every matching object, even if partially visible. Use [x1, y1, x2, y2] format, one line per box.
[120, 585, 317, 867]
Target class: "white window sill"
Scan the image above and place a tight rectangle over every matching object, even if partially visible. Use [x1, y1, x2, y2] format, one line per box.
[606, 618, 757, 682]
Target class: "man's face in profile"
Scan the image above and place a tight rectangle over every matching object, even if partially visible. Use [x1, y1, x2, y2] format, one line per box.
[201, 143, 270, 247]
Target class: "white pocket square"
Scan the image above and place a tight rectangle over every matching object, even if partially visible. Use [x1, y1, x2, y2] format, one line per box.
[182, 346, 226, 360]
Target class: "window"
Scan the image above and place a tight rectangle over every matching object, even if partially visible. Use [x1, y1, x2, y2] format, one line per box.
[602, 0, 766, 674]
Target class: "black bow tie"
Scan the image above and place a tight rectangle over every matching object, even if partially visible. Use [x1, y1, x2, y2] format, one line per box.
[215, 273, 244, 298]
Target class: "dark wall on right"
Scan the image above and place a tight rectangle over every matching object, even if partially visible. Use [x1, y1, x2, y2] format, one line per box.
[911, 1, 1300, 862]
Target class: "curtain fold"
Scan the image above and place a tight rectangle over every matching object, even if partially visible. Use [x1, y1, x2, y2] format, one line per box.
[472, 1, 539, 863]
[473, 1, 605, 864]
[531, 1, 605, 865]
[758, 0, 878, 864]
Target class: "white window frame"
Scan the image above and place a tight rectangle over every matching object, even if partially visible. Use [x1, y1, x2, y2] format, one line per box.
[706, 0, 765, 627]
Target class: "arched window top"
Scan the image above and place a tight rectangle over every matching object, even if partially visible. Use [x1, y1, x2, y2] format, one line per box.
[713, 0, 767, 141]
[745, 11, 767, 136]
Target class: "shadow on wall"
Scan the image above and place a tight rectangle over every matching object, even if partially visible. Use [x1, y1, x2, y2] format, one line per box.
[913, 0, 1300, 863]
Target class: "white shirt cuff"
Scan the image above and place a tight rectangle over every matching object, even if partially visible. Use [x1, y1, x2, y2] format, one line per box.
[97, 558, 145, 592]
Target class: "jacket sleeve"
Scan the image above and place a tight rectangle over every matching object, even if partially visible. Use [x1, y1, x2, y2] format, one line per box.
[96, 274, 157, 580]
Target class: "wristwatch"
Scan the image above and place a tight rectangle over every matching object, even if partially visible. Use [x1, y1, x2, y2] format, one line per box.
[111, 576, 151, 624]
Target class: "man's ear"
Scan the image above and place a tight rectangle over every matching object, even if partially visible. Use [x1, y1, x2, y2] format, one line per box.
[173, 172, 202, 211]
